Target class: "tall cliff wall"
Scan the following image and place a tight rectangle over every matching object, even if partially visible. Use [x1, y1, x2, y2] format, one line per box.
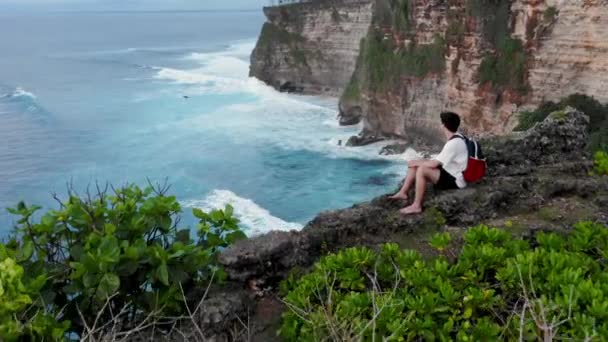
[250, 0, 373, 96]
[251, 0, 608, 140]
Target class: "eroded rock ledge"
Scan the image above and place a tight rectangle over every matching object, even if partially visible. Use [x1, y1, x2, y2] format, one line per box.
[172, 108, 607, 341]
[219, 108, 606, 284]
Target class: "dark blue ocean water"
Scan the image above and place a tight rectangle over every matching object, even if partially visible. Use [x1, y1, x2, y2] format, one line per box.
[0, 11, 411, 235]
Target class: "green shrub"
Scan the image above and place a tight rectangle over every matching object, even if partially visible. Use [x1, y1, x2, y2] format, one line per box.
[0, 256, 69, 340]
[280, 223, 608, 340]
[1, 184, 245, 339]
[595, 151, 608, 175]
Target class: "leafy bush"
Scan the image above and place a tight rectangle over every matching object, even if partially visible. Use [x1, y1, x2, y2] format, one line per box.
[0, 256, 69, 340]
[1, 184, 245, 339]
[595, 151, 608, 175]
[280, 223, 608, 341]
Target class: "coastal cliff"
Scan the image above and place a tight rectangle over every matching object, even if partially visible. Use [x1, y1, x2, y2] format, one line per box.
[249, 0, 373, 97]
[251, 0, 608, 140]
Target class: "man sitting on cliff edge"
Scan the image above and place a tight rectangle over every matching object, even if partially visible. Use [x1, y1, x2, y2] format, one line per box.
[390, 111, 468, 215]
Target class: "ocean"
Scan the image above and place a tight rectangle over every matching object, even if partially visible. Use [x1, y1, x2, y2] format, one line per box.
[0, 10, 414, 236]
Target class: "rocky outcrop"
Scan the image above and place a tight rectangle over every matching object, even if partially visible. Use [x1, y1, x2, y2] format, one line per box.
[250, 0, 608, 142]
[250, 0, 373, 96]
[219, 108, 607, 284]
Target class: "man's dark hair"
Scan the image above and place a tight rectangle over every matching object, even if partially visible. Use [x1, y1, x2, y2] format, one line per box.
[440, 111, 461, 133]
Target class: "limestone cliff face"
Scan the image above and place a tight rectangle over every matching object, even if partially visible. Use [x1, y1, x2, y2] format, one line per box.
[249, 0, 373, 96]
[340, 0, 608, 141]
[251, 0, 608, 141]
[522, 0, 608, 106]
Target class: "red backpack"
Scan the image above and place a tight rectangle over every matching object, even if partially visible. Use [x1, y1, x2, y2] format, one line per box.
[451, 134, 487, 183]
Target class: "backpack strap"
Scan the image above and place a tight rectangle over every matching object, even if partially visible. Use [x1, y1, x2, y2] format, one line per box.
[450, 133, 480, 159]
[449, 133, 466, 141]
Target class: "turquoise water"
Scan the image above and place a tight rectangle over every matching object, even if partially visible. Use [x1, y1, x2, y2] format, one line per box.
[0, 11, 410, 235]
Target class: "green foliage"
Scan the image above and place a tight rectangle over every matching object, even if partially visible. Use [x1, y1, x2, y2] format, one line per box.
[1, 184, 245, 339]
[468, 0, 528, 93]
[478, 38, 528, 92]
[544, 6, 559, 22]
[429, 232, 451, 251]
[257, 22, 308, 66]
[342, 78, 361, 101]
[391, 0, 410, 32]
[514, 100, 561, 131]
[594, 151, 608, 175]
[446, 16, 466, 46]
[364, 31, 445, 91]
[467, 0, 510, 48]
[422, 207, 446, 230]
[280, 223, 608, 340]
[0, 256, 69, 341]
[514, 94, 608, 152]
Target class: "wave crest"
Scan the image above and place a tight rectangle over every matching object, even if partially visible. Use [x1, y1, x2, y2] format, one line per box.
[183, 189, 302, 236]
[2, 87, 36, 99]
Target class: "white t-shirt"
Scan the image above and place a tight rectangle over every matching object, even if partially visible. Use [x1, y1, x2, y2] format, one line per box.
[434, 135, 468, 188]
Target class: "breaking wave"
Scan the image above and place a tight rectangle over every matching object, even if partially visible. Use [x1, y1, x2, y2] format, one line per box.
[183, 189, 303, 236]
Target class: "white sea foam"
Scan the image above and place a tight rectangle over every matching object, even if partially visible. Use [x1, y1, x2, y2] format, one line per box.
[183, 189, 302, 236]
[152, 39, 426, 162]
[2, 87, 36, 99]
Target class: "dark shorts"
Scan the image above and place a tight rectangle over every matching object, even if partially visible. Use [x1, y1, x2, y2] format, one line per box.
[435, 167, 459, 190]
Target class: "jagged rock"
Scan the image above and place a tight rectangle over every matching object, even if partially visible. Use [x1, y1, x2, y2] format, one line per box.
[218, 231, 308, 283]
[346, 134, 384, 146]
[338, 103, 362, 125]
[379, 143, 408, 155]
[219, 108, 606, 284]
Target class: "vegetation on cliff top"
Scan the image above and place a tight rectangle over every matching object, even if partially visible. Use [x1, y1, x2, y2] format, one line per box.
[515, 94, 608, 152]
[280, 222, 608, 341]
[0, 184, 245, 340]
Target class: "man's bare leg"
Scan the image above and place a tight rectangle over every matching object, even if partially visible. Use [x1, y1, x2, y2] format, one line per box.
[389, 166, 418, 200]
[400, 166, 440, 215]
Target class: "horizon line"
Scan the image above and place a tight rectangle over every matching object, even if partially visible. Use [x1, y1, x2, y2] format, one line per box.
[0, 8, 263, 14]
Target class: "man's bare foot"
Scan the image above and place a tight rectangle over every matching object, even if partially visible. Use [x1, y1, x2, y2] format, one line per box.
[389, 193, 408, 200]
[399, 204, 422, 215]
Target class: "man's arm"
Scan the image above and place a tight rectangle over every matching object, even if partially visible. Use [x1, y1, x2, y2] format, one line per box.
[421, 159, 441, 168]
[407, 159, 441, 168]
